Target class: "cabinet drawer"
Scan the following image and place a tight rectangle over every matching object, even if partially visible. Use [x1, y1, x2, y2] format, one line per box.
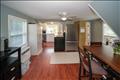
[21, 50, 31, 63]
[7, 72, 18, 80]
[7, 61, 18, 73]
[6, 60, 19, 79]
[4, 68, 18, 80]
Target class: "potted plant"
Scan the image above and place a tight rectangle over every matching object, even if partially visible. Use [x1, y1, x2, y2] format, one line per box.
[113, 40, 120, 55]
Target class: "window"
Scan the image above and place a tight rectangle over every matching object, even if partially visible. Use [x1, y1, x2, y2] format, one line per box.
[103, 23, 119, 45]
[103, 23, 117, 37]
[8, 15, 27, 47]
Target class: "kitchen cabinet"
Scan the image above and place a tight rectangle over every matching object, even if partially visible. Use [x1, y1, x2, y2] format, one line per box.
[28, 23, 42, 55]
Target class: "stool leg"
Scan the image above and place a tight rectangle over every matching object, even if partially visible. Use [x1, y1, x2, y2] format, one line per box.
[79, 59, 82, 80]
[83, 68, 86, 75]
[79, 64, 81, 80]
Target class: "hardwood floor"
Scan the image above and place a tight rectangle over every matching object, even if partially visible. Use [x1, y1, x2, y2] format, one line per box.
[43, 42, 54, 47]
[22, 43, 80, 80]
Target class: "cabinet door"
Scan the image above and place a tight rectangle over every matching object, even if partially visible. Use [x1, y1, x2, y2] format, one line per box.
[0, 71, 3, 80]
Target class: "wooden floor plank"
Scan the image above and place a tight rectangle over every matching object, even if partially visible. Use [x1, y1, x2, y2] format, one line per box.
[22, 44, 80, 80]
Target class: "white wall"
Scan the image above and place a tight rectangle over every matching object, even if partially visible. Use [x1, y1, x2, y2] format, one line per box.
[1, 4, 36, 38]
[119, 2, 120, 36]
[90, 1, 119, 37]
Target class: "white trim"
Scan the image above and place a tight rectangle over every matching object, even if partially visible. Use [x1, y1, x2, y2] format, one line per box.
[88, 4, 106, 23]
[31, 47, 43, 56]
[8, 15, 27, 22]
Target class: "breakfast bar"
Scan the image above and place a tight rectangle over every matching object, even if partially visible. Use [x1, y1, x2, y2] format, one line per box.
[84, 45, 120, 79]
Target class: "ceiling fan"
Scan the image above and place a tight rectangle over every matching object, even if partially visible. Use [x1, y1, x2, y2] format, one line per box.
[58, 12, 78, 21]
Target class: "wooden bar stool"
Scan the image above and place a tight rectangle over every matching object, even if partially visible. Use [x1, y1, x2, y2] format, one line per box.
[78, 47, 108, 80]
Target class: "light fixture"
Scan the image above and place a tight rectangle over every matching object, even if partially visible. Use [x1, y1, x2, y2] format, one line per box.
[61, 17, 67, 21]
[50, 22, 54, 24]
[59, 12, 67, 21]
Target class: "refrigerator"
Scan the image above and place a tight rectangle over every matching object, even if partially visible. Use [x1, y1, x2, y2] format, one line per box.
[65, 23, 78, 51]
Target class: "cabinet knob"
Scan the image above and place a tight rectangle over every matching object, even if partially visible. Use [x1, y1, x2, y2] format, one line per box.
[11, 76, 15, 80]
[10, 67, 15, 71]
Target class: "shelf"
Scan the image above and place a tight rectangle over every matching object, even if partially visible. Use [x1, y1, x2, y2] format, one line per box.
[0, 47, 20, 62]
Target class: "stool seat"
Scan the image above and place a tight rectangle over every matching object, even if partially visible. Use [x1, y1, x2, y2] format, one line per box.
[79, 47, 108, 80]
[83, 60, 107, 76]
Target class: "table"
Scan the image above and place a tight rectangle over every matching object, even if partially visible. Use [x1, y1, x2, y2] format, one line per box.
[84, 45, 120, 78]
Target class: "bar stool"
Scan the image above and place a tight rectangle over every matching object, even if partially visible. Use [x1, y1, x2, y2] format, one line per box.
[78, 47, 107, 80]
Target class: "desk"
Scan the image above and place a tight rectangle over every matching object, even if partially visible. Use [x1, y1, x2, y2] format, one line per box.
[84, 45, 120, 78]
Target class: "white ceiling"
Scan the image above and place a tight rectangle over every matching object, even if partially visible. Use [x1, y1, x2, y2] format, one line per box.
[2, 1, 99, 20]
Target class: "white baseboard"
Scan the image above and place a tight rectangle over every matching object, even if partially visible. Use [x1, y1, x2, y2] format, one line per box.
[32, 47, 43, 56]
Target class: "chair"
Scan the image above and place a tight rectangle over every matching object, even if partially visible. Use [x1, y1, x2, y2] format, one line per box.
[78, 47, 107, 80]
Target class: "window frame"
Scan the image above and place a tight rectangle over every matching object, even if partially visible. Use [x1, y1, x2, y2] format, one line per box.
[8, 15, 27, 47]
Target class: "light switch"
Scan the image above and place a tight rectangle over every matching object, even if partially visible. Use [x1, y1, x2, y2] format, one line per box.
[80, 28, 85, 33]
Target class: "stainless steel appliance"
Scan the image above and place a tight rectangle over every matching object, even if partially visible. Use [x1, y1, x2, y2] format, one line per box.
[65, 24, 78, 51]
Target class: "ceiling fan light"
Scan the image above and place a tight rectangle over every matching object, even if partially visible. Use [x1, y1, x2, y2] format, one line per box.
[61, 17, 67, 21]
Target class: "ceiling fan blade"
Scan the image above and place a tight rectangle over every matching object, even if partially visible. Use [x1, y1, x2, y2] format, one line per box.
[67, 16, 77, 20]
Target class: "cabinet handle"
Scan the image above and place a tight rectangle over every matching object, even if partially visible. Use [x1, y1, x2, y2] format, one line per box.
[10, 67, 15, 71]
[11, 76, 15, 80]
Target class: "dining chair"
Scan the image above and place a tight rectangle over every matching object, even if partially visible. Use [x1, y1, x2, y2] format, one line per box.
[78, 47, 107, 80]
